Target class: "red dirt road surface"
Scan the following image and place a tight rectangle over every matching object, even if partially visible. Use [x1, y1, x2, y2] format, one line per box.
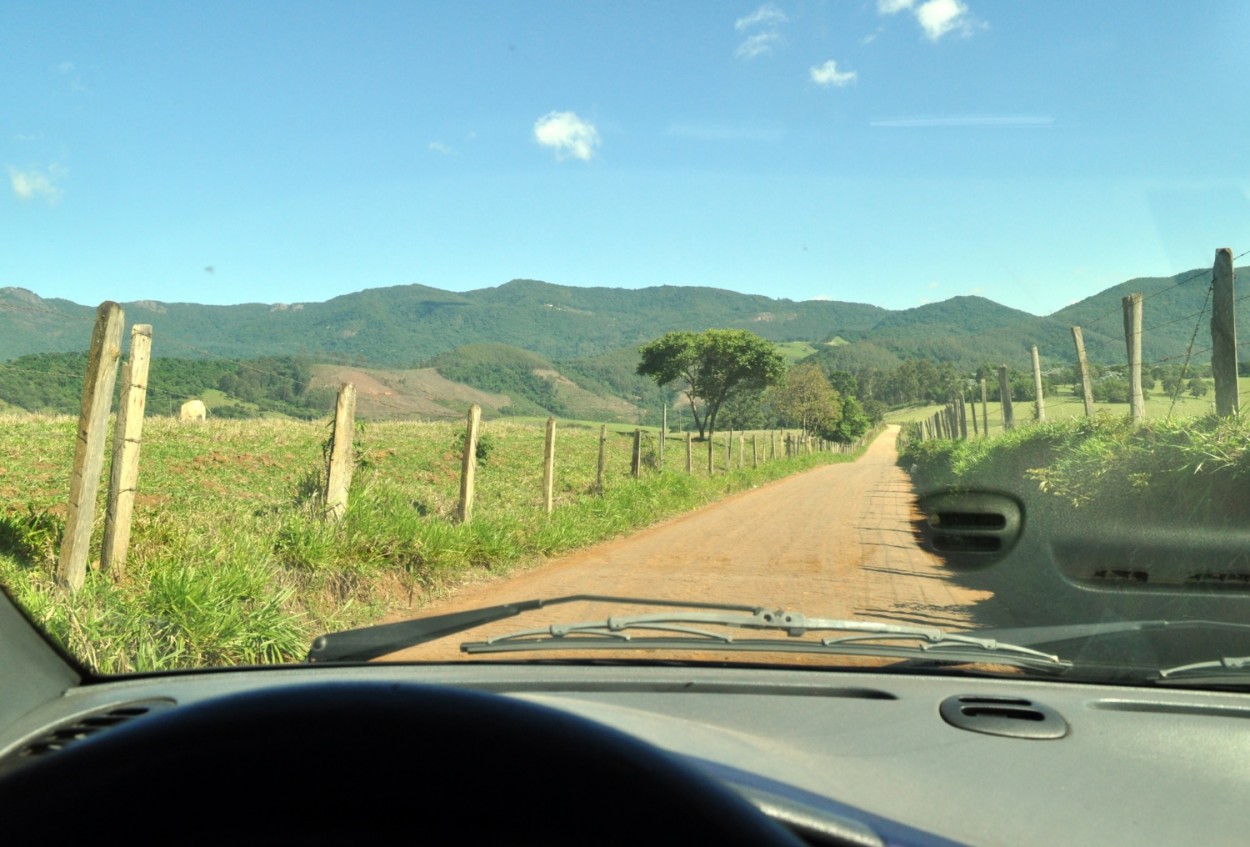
[383, 425, 1001, 663]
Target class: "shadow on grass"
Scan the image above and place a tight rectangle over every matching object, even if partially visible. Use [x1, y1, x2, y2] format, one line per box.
[0, 507, 62, 570]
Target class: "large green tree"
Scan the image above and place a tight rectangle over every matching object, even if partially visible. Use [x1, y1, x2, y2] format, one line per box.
[772, 363, 842, 435]
[637, 329, 785, 439]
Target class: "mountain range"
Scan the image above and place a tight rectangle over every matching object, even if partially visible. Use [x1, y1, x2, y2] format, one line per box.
[0, 270, 1222, 373]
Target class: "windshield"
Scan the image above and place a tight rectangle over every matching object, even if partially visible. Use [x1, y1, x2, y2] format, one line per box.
[3, 2, 1249, 686]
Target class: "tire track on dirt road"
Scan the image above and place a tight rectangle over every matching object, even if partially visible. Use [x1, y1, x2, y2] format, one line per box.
[384, 425, 1002, 662]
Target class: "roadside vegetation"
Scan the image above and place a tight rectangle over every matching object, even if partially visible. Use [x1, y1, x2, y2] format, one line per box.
[0, 415, 868, 674]
[900, 413, 1250, 525]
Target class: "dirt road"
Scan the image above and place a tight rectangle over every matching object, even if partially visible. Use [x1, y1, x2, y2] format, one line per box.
[385, 425, 1000, 662]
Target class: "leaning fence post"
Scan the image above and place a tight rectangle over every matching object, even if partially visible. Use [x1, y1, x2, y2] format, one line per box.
[102, 323, 153, 576]
[596, 424, 607, 493]
[1123, 293, 1145, 422]
[997, 366, 1014, 431]
[659, 407, 666, 469]
[1071, 327, 1095, 417]
[1211, 248, 1240, 418]
[542, 416, 557, 514]
[58, 302, 124, 592]
[457, 404, 482, 523]
[1031, 345, 1046, 422]
[322, 383, 357, 522]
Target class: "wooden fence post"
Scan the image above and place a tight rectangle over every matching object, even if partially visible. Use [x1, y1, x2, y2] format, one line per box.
[631, 429, 642, 478]
[1031, 345, 1046, 422]
[58, 302, 125, 592]
[998, 366, 1014, 430]
[958, 397, 968, 439]
[970, 392, 979, 437]
[542, 416, 557, 514]
[102, 323, 152, 576]
[980, 377, 989, 436]
[322, 383, 357, 522]
[770, 430, 776, 460]
[1122, 293, 1145, 421]
[596, 424, 607, 493]
[659, 407, 666, 469]
[456, 404, 481, 523]
[726, 428, 733, 468]
[707, 433, 714, 474]
[751, 434, 758, 468]
[738, 434, 745, 468]
[1211, 248, 1240, 417]
[1071, 327, 1094, 417]
[685, 431, 693, 474]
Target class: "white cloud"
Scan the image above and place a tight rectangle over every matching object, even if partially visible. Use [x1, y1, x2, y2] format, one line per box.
[428, 141, 455, 156]
[927, 281, 940, 289]
[533, 111, 600, 162]
[735, 4, 788, 31]
[915, 0, 977, 41]
[810, 60, 857, 88]
[8, 165, 65, 204]
[736, 31, 782, 59]
[878, 0, 981, 42]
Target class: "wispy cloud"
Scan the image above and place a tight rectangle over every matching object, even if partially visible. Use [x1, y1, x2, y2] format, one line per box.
[877, 0, 914, 13]
[533, 111, 600, 162]
[8, 165, 65, 204]
[428, 141, 455, 156]
[735, 3, 788, 30]
[55, 60, 88, 93]
[734, 4, 786, 60]
[809, 60, 857, 88]
[736, 31, 782, 59]
[870, 114, 1053, 128]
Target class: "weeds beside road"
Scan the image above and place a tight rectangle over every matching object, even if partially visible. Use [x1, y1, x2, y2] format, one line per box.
[0, 415, 865, 673]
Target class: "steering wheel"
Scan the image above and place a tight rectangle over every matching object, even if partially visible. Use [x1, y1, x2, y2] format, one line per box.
[1, 682, 804, 846]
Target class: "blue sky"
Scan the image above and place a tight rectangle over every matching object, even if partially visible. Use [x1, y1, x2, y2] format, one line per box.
[4, 1, 1249, 316]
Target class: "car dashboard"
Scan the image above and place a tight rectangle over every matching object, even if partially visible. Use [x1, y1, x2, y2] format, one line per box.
[2, 656, 1248, 847]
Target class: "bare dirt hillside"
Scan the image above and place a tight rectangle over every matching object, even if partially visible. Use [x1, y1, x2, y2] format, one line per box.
[310, 365, 510, 419]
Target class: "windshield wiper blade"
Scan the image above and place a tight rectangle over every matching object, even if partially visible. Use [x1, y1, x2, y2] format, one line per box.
[460, 609, 1072, 674]
[306, 595, 761, 663]
[1155, 655, 1250, 686]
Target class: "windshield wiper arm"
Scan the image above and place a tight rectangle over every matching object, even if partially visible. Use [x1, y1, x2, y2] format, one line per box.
[1155, 655, 1250, 686]
[306, 595, 762, 663]
[460, 608, 1072, 674]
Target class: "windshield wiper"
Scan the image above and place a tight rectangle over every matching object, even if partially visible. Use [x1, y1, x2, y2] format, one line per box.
[459, 607, 1073, 675]
[306, 595, 762, 663]
[1155, 655, 1250, 686]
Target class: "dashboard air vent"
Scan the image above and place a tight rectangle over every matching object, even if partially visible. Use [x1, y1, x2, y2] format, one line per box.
[939, 694, 1067, 739]
[0, 700, 175, 773]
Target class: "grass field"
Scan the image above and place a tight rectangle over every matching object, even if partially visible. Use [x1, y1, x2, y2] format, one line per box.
[0, 414, 865, 673]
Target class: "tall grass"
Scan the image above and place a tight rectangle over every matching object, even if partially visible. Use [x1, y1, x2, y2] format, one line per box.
[900, 413, 1250, 525]
[0, 414, 863, 672]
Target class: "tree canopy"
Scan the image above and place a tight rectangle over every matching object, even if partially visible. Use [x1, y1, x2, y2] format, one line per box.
[772, 364, 842, 435]
[636, 329, 785, 439]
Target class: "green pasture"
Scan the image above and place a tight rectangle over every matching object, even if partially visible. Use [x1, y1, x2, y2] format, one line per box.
[0, 413, 866, 673]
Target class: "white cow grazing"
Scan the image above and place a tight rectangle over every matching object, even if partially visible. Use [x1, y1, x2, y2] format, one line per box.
[179, 399, 207, 422]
